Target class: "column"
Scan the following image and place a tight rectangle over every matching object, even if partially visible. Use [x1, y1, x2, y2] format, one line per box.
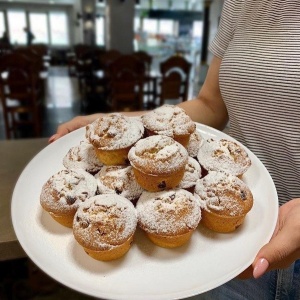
[105, 0, 135, 54]
[81, 0, 97, 45]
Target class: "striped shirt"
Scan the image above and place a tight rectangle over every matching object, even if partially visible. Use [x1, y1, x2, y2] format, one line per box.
[209, 0, 300, 205]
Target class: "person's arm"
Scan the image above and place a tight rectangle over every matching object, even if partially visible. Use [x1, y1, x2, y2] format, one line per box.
[49, 56, 228, 143]
[178, 56, 229, 130]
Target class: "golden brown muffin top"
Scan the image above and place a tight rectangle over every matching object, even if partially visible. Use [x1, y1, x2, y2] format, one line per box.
[86, 114, 144, 150]
[128, 135, 188, 175]
[197, 138, 251, 177]
[40, 169, 97, 215]
[137, 189, 201, 236]
[94, 165, 143, 201]
[63, 140, 103, 174]
[194, 171, 253, 217]
[141, 105, 196, 138]
[73, 194, 137, 251]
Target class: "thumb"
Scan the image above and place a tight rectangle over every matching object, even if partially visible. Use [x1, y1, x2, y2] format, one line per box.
[252, 228, 298, 278]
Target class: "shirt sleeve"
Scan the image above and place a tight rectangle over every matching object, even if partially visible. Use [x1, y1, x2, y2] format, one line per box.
[209, 0, 242, 58]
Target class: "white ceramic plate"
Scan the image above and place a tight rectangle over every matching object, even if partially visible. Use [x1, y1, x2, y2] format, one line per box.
[11, 123, 278, 300]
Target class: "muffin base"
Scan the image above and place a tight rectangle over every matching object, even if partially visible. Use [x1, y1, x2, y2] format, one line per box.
[132, 167, 185, 192]
[82, 235, 134, 261]
[145, 230, 194, 248]
[94, 147, 130, 165]
[201, 210, 246, 233]
[49, 212, 74, 228]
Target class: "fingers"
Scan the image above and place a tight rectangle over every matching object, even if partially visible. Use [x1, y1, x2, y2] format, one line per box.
[251, 200, 300, 278]
[48, 116, 87, 143]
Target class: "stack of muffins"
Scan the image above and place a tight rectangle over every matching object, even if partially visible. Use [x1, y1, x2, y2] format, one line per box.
[40, 105, 254, 261]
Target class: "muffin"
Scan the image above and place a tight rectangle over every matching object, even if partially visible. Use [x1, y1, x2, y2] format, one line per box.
[128, 135, 189, 192]
[86, 113, 144, 165]
[40, 169, 97, 228]
[141, 105, 196, 147]
[177, 157, 202, 193]
[197, 138, 251, 178]
[94, 165, 143, 205]
[73, 194, 137, 261]
[194, 171, 253, 233]
[187, 130, 204, 158]
[63, 140, 103, 174]
[137, 189, 201, 248]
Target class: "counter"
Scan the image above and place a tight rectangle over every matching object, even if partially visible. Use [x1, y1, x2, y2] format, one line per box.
[0, 138, 48, 261]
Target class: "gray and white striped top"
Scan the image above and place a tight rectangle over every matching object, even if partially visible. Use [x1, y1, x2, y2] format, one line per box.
[209, 0, 300, 205]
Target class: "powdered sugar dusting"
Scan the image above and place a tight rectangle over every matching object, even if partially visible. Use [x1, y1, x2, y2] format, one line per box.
[178, 157, 202, 189]
[194, 171, 253, 216]
[95, 165, 143, 201]
[197, 139, 251, 176]
[63, 140, 103, 173]
[40, 169, 97, 214]
[137, 189, 201, 235]
[86, 113, 144, 150]
[73, 195, 137, 250]
[141, 105, 196, 137]
[187, 130, 204, 157]
[128, 135, 188, 175]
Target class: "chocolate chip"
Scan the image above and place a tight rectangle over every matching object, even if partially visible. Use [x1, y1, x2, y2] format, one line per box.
[97, 228, 107, 236]
[66, 196, 76, 205]
[240, 191, 247, 200]
[158, 181, 166, 189]
[80, 221, 89, 228]
[115, 188, 122, 195]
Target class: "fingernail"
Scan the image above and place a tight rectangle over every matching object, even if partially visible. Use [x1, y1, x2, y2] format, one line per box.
[253, 258, 269, 279]
[48, 134, 58, 143]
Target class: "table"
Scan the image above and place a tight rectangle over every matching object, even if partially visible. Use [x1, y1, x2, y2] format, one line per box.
[0, 138, 47, 261]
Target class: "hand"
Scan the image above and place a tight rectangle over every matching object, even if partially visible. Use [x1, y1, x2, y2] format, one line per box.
[48, 114, 103, 143]
[238, 198, 300, 279]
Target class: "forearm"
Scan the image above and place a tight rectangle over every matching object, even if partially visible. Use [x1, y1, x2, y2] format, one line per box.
[178, 97, 228, 131]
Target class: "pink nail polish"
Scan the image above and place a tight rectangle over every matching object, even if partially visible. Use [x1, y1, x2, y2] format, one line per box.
[253, 258, 269, 278]
[48, 134, 57, 143]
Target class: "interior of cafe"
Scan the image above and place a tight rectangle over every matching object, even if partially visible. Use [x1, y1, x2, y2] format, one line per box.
[0, 0, 224, 299]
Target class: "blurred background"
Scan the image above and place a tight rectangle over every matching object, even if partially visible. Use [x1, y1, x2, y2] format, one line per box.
[0, 0, 224, 141]
[0, 0, 224, 299]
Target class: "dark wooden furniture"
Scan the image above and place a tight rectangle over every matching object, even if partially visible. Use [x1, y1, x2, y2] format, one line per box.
[158, 55, 192, 106]
[0, 53, 43, 139]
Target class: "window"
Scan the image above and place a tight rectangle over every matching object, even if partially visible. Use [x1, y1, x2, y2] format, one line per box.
[29, 13, 49, 44]
[0, 11, 5, 37]
[143, 18, 158, 35]
[134, 17, 140, 33]
[96, 17, 104, 46]
[8, 11, 26, 45]
[158, 20, 174, 36]
[192, 21, 203, 38]
[49, 12, 69, 46]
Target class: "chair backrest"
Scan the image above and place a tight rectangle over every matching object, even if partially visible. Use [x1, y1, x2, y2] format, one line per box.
[133, 51, 152, 75]
[159, 55, 192, 105]
[98, 50, 122, 76]
[0, 53, 42, 138]
[13, 47, 44, 73]
[108, 54, 145, 111]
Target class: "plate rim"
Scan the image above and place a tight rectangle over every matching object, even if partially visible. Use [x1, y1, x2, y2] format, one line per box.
[11, 123, 279, 300]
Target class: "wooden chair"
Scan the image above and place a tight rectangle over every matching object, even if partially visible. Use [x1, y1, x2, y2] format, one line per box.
[0, 53, 43, 139]
[158, 55, 192, 106]
[133, 51, 155, 105]
[108, 54, 145, 112]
